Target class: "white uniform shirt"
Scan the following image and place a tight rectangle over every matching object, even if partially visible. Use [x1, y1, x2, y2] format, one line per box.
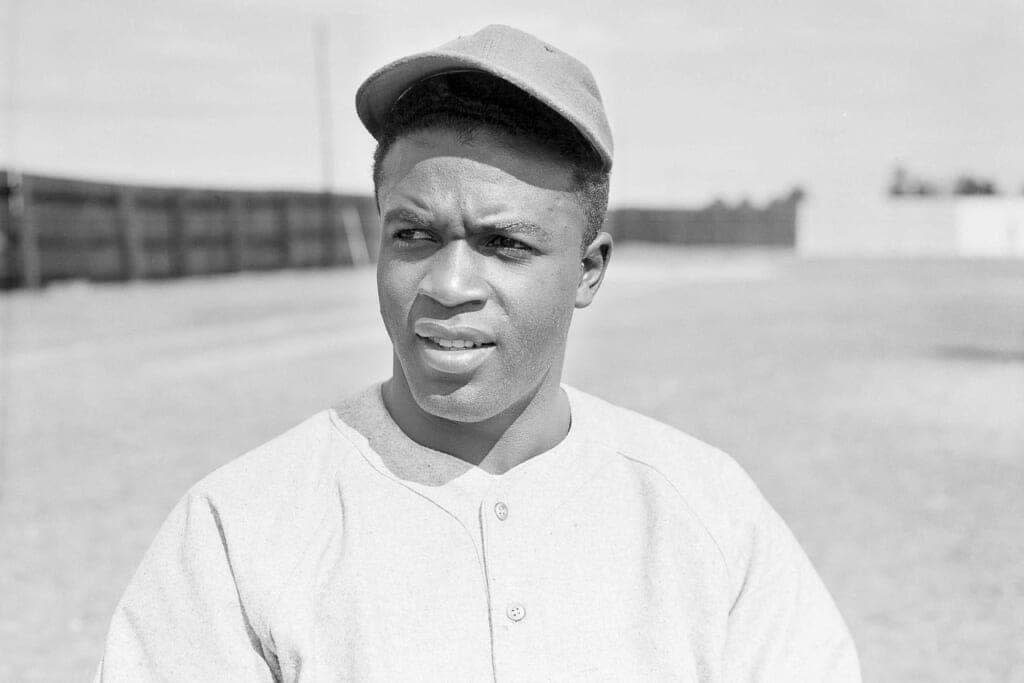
[96, 384, 860, 681]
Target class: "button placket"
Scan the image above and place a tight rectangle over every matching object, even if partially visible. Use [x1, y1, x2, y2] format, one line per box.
[481, 492, 528, 633]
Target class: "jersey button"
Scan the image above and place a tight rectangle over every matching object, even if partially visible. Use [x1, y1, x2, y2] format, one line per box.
[506, 602, 526, 622]
[494, 501, 509, 521]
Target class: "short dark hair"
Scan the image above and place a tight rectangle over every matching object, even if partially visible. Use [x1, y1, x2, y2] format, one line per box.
[371, 71, 610, 248]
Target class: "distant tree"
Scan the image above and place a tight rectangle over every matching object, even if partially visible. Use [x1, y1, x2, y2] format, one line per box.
[889, 166, 909, 196]
[953, 175, 999, 195]
[889, 167, 937, 197]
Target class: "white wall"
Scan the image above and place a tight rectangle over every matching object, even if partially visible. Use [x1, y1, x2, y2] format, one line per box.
[799, 196, 1024, 258]
[956, 199, 1024, 257]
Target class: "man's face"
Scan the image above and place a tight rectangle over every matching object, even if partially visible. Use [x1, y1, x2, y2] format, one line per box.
[376, 126, 601, 423]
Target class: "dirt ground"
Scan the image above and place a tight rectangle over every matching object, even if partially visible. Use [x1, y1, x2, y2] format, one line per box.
[1, 246, 1022, 681]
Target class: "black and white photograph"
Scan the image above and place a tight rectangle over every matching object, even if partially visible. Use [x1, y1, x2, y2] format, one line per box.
[1, 1, 1022, 680]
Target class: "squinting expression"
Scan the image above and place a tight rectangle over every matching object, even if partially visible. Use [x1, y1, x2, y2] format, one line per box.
[376, 127, 596, 423]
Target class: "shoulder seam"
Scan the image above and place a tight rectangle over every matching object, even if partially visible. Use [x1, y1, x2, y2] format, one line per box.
[264, 493, 335, 648]
[259, 415, 343, 646]
[617, 451, 734, 589]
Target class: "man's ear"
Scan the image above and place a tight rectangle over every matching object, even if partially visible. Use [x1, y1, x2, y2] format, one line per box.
[575, 232, 613, 309]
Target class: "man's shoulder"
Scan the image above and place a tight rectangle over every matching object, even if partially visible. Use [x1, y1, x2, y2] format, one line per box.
[566, 385, 758, 499]
[165, 404, 375, 609]
[192, 409, 350, 504]
[566, 385, 770, 578]
[181, 384, 390, 534]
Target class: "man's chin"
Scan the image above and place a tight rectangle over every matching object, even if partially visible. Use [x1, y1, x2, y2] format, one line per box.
[409, 379, 505, 424]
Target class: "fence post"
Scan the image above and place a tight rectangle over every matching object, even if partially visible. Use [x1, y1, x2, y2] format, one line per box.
[115, 187, 144, 280]
[14, 173, 42, 288]
[226, 194, 246, 272]
[341, 203, 370, 266]
[320, 192, 337, 266]
[277, 196, 294, 267]
[0, 171, 10, 286]
[168, 192, 188, 277]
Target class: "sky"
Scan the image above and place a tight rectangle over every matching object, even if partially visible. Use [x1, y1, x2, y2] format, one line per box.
[2, 0, 1023, 216]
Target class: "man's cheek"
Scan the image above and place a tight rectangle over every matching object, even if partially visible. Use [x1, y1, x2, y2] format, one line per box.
[378, 270, 411, 324]
[512, 304, 570, 361]
[378, 294, 407, 343]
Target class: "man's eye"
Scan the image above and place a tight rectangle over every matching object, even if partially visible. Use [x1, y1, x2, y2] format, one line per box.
[487, 235, 531, 252]
[393, 228, 434, 243]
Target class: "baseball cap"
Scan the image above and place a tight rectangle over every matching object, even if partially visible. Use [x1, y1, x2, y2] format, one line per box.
[355, 24, 613, 171]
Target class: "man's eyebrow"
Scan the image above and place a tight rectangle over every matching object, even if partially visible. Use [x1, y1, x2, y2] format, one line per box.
[382, 208, 432, 227]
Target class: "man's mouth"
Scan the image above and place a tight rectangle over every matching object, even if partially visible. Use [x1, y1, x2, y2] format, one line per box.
[413, 330, 497, 375]
[412, 320, 497, 353]
[418, 335, 495, 351]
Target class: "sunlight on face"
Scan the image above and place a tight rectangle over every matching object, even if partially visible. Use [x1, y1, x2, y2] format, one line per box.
[376, 127, 589, 422]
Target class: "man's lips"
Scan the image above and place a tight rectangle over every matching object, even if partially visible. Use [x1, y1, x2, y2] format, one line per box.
[410, 320, 497, 375]
[412, 320, 496, 348]
[418, 336, 494, 350]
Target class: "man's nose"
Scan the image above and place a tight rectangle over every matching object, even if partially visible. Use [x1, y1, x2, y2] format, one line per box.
[418, 240, 488, 308]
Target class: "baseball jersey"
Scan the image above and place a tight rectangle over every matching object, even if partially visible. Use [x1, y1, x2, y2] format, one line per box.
[95, 384, 860, 681]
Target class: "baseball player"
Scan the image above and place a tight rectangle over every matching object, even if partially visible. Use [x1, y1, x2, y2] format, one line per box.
[95, 25, 860, 681]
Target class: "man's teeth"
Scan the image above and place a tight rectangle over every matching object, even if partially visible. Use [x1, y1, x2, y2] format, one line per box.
[428, 337, 488, 349]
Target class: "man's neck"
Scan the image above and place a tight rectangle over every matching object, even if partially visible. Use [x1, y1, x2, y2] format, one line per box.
[381, 373, 571, 475]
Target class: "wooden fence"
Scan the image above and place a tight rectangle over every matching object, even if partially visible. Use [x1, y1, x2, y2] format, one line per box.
[0, 171, 380, 288]
[606, 189, 803, 247]
[0, 172, 800, 289]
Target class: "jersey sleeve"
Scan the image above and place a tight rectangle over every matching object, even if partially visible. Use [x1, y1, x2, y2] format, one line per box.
[94, 490, 277, 682]
[721, 492, 861, 682]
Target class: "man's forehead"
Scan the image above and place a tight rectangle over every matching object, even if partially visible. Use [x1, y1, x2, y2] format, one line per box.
[379, 176, 578, 229]
[380, 127, 578, 195]
[378, 134, 584, 242]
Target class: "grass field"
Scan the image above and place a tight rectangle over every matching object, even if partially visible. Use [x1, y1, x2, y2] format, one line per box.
[1, 246, 1022, 681]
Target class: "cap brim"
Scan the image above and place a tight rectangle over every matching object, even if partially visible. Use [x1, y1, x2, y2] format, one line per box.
[356, 52, 479, 139]
[355, 50, 612, 171]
